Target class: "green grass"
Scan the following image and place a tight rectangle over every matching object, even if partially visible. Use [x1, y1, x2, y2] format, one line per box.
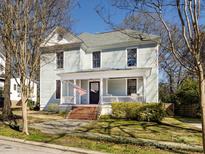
[0, 111, 202, 153]
[78, 117, 202, 146]
[0, 124, 175, 154]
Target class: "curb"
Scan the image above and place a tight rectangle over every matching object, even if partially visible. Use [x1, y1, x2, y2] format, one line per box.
[0, 135, 107, 154]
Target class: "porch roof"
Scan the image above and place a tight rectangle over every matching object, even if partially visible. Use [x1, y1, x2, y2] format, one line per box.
[57, 67, 152, 80]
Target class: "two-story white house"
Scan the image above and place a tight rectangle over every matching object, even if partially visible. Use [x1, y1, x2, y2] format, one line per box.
[40, 27, 159, 117]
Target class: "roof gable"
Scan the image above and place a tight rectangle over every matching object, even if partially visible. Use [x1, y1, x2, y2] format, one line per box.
[41, 27, 82, 47]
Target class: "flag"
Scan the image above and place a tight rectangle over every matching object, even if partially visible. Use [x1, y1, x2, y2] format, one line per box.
[74, 85, 87, 96]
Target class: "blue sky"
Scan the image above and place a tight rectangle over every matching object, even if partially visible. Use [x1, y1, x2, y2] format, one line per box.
[71, 0, 128, 34]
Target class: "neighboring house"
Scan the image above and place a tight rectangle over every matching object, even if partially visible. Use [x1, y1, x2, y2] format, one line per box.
[10, 78, 37, 103]
[40, 27, 159, 115]
[0, 44, 38, 102]
[0, 48, 5, 95]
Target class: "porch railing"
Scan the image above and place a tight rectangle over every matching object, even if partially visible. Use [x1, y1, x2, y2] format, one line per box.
[102, 95, 144, 104]
[61, 95, 144, 104]
[61, 96, 74, 104]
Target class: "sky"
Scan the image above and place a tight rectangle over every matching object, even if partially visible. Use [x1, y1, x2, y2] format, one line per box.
[71, 0, 128, 34]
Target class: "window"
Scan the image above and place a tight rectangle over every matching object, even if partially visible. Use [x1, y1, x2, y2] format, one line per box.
[56, 52, 63, 69]
[17, 85, 21, 93]
[127, 48, 137, 67]
[0, 86, 3, 96]
[14, 84, 16, 91]
[0, 64, 4, 72]
[92, 52, 101, 68]
[57, 34, 63, 41]
[127, 79, 136, 95]
[56, 80, 61, 99]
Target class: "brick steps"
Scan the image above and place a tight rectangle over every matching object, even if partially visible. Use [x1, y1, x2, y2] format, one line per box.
[67, 106, 98, 120]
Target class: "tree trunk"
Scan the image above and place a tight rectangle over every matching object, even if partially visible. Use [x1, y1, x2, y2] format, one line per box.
[21, 94, 28, 135]
[199, 67, 205, 151]
[2, 53, 12, 120]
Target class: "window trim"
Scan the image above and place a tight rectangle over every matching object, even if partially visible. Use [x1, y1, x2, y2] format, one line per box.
[91, 51, 102, 69]
[55, 80, 61, 99]
[126, 47, 138, 68]
[127, 78, 137, 96]
[56, 51, 64, 69]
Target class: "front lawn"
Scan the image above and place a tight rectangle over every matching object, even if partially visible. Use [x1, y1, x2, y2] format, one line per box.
[0, 124, 175, 154]
[0, 110, 202, 153]
[78, 117, 202, 146]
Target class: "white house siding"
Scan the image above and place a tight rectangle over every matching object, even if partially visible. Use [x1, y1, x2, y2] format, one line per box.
[10, 78, 37, 102]
[40, 49, 80, 109]
[80, 49, 92, 70]
[0, 81, 4, 89]
[138, 44, 158, 102]
[40, 43, 158, 108]
[79, 44, 158, 102]
[102, 48, 127, 68]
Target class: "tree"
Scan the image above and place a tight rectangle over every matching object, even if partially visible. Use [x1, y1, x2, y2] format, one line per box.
[98, 0, 205, 150]
[0, 3, 14, 120]
[120, 13, 186, 95]
[0, 0, 74, 134]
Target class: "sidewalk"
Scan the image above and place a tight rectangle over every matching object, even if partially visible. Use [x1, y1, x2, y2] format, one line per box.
[0, 136, 107, 154]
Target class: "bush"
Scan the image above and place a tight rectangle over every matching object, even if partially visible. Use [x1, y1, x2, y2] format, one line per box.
[111, 102, 165, 122]
[176, 78, 199, 105]
[47, 103, 59, 113]
[99, 115, 112, 120]
[27, 99, 35, 110]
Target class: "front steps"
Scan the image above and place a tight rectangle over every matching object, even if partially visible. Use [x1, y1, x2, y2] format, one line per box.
[67, 106, 99, 120]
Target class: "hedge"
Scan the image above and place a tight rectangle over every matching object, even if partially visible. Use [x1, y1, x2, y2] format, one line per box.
[111, 102, 165, 122]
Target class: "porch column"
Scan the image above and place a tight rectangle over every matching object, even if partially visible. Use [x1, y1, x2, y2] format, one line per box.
[100, 78, 103, 104]
[79, 80, 81, 104]
[105, 78, 108, 95]
[60, 80, 63, 104]
[143, 77, 146, 102]
[73, 79, 77, 104]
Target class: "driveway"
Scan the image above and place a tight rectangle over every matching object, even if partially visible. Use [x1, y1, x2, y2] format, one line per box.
[0, 139, 79, 154]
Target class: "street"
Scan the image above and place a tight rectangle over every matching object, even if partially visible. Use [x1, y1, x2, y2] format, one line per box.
[0, 139, 80, 154]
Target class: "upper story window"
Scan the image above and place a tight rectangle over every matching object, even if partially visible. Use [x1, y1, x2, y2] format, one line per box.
[127, 48, 137, 67]
[56, 52, 64, 69]
[93, 51, 101, 68]
[14, 84, 16, 91]
[57, 34, 63, 41]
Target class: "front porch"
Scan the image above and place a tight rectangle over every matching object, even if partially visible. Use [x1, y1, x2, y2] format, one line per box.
[58, 68, 151, 106]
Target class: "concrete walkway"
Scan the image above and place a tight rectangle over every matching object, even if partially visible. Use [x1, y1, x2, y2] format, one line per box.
[31, 119, 91, 134]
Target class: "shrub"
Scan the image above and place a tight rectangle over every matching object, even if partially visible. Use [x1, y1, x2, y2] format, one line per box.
[27, 99, 35, 110]
[47, 103, 59, 113]
[99, 115, 112, 120]
[111, 102, 165, 122]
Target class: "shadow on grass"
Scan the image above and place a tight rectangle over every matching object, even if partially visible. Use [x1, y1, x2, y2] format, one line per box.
[0, 114, 22, 132]
[44, 133, 67, 143]
[175, 116, 201, 124]
[140, 121, 201, 133]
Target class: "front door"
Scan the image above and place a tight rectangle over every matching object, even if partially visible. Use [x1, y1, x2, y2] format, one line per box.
[89, 81, 100, 104]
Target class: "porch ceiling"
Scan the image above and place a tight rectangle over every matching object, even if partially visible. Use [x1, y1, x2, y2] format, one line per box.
[57, 68, 151, 80]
